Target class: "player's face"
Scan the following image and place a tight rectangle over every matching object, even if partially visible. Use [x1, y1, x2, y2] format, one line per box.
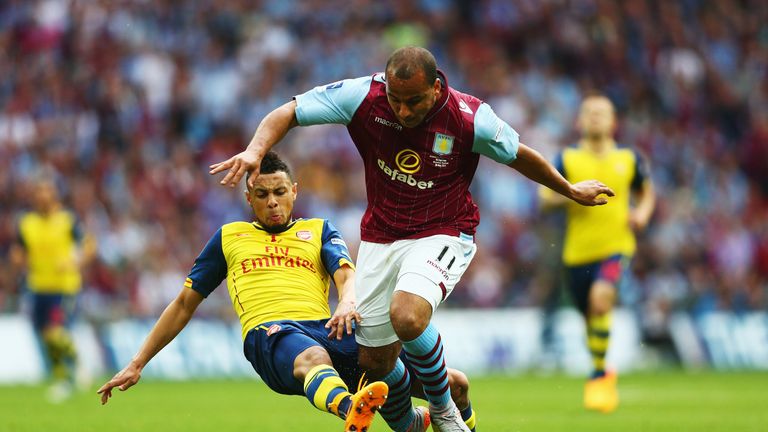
[33, 181, 58, 212]
[245, 171, 297, 230]
[385, 70, 441, 128]
[578, 97, 616, 139]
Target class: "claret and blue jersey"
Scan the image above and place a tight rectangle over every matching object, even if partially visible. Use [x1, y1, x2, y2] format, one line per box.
[293, 71, 521, 243]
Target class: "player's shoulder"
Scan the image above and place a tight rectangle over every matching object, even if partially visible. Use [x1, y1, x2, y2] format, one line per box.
[449, 87, 483, 116]
[561, 143, 580, 156]
[293, 218, 326, 230]
[613, 143, 645, 160]
[220, 221, 253, 237]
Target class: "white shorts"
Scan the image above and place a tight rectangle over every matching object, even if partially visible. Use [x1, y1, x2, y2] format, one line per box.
[354, 233, 477, 347]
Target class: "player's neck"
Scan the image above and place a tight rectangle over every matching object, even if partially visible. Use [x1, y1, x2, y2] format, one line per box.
[581, 137, 615, 155]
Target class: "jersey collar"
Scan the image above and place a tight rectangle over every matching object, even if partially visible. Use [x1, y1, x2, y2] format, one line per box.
[251, 219, 297, 234]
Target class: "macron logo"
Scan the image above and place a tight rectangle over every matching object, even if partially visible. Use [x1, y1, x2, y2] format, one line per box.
[375, 116, 403, 131]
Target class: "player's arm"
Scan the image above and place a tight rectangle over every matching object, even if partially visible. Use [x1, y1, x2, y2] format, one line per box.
[630, 180, 655, 231]
[510, 143, 614, 206]
[71, 215, 97, 270]
[98, 228, 225, 405]
[209, 100, 299, 188]
[97, 287, 203, 405]
[210, 77, 370, 189]
[319, 220, 361, 340]
[629, 152, 656, 231]
[326, 264, 361, 340]
[472, 102, 613, 206]
[538, 152, 570, 210]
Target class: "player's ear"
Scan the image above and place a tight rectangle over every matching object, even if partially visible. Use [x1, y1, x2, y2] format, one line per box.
[244, 189, 251, 205]
[291, 182, 298, 199]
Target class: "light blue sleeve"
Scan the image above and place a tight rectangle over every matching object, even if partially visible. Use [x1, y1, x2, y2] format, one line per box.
[294, 76, 372, 126]
[472, 102, 520, 164]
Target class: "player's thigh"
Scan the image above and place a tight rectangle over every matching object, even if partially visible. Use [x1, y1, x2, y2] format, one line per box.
[396, 235, 477, 311]
[243, 321, 325, 395]
[31, 293, 75, 332]
[355, 241, 401, 347]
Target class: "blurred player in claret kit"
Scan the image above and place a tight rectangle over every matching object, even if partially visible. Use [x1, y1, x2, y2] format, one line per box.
[211, 47, 613, 431]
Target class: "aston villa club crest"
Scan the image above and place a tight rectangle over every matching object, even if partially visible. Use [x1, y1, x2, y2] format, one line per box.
[433, 133, 454, 155]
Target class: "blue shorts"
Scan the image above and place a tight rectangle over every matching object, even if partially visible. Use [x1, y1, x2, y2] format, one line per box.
[30, 293, 77, 332]
[243, 319, 361, 396]
[565, 255, 628, 315]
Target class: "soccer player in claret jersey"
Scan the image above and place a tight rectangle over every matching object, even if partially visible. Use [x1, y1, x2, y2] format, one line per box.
[540, 94, 656, 413]
[210, 47, 614, 432]
[98, 152, 474, 432]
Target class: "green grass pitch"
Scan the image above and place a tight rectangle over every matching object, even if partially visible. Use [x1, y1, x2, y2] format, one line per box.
[1, 370, 766, 431]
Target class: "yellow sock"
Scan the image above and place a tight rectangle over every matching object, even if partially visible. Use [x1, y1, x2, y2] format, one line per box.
[303, 365, 352, 418]
[587, 313, 612, 376]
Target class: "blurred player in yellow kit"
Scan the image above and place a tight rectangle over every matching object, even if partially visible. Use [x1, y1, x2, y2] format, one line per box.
[11, 179, 95, 402]
[98, 152, 474, 432]
[540, 94, 656, 413]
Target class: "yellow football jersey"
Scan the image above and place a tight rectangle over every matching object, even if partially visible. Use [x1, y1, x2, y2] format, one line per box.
[18, 210, 82, 294]
[555, 143, 648, 266]
[186, 218, 354, 340]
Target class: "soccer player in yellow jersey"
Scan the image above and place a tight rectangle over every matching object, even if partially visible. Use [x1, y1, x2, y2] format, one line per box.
[540, 94, 656, 413]
[98, 152, 474, 432]
[11, 179, 95, 402]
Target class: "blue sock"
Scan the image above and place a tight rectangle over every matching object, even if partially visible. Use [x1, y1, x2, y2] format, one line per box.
[402, 323, 452, 408]
[378, 359, 415, 432]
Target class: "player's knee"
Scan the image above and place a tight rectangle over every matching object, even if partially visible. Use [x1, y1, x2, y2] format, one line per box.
[589, 282, 616, 315]
[448, 369, 470, 409]
[390, 293, 431, 340]
[357, 345, 399, 378]
[293, 346, 333, 381]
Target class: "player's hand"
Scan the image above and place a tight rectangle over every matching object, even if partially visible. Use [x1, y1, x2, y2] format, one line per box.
[209, 150, 262, 189]
[97, 362, 142, 405]
[628, 209, 649, 231]
[326, 300, 362, 341]
[569, 180, 615, 206]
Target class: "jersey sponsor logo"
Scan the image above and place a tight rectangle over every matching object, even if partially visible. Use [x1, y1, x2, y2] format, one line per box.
[267, 324, 282, 336]
[240, 253, 317, 274]
[325, 81, 343, 90]
[432, 133, 454, 155]
[395, 149, 421, 174]
[377, 158, 435, 190]
[459, 100, 474, 115]
[374, 116, 403, 131]
[296, 230, 312, 240]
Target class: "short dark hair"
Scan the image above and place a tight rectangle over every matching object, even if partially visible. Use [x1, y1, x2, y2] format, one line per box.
[245, 151, 293, 188]
[385, 46, 437, 86]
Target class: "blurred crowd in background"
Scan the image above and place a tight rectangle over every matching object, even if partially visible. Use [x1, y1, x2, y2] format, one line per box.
[1, 0, 767, 350]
